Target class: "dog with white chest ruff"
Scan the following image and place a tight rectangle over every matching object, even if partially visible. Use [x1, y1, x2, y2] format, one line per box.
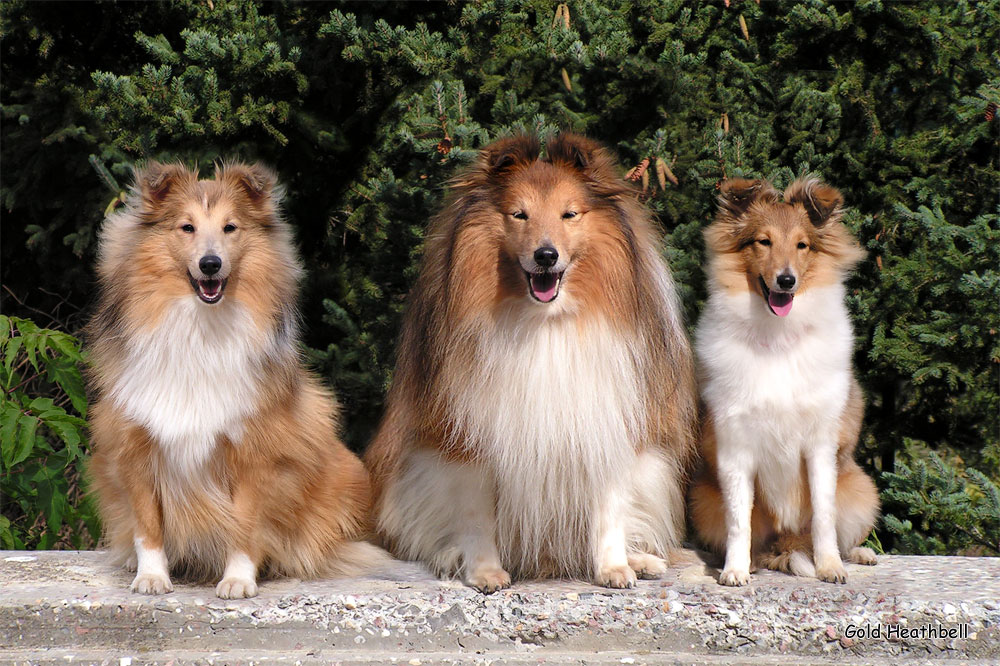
[689, 177, 880, 586]
[87, 161, 378, 598]
[365, 134, 698, 592]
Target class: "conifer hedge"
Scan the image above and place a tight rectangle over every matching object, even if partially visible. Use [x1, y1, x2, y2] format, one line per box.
[1, 0, 997, 554]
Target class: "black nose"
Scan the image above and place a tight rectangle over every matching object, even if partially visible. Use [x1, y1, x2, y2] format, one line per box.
[777, 273, 796, 290]
[534, 246, 559, 268]
[199, 255, 222, 276]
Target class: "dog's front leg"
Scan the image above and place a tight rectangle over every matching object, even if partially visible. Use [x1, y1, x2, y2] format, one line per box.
[718, 450, 754, 586]
[595, 486, 637, 589]
[807, 441, 847, 583]
[216, 483, 261, 599]
[376, 449, 509, 593]
[216, 550, 260, 599]
[128, 476, 173, 595]
[454, 463, 510, 594]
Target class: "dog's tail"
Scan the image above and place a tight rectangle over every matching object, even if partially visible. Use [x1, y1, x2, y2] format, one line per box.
[758, 548, 816, 578]
[325, 540, 396, 577]
[757, 531, 817, 578]
[785, 550, 816, 578]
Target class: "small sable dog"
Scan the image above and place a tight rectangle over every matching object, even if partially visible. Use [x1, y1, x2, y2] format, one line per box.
[690, 177, 879, 586]
[365, 134, 698, 592]
[87, 161, 377, 598]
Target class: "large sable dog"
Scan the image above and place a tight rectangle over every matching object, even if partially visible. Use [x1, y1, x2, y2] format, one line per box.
[365, 134, 698, 592]
[689, 177, 879, 586]
[87, 162, 375, 598]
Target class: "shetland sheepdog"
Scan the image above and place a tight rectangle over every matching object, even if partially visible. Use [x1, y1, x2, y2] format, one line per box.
[364, 134, 698, 592]
[87, 161, 377, 598]
[689, 177, 879, 586]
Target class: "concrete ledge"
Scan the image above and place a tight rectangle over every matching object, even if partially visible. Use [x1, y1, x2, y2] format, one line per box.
[1, 550, 997, 664]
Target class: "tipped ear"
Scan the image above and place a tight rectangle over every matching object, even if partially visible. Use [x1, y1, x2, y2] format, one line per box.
[134, 161, 193, 206]
[785, 178, 844, 226]
[219, 162, 278, 202]
[546, 133, 596, 170]
[482, 135, 541, 175]
[545, 133, 620, 182]
[717, 178, 780, 219]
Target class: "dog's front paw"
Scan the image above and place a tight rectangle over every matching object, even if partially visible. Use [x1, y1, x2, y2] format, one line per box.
[216, 576, 258, 599]
[628, 552, 667, 579]
[597, 564, 637, 589]
[467, 566, 511, 594]
[718, 568, 751, 586]
[131, 572, 173, 595]
[815, 554, 848, 583]
[847, 546, 877, 566]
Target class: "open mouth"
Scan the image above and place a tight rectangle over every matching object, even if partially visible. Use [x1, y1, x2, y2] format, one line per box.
[759, 276, 794, 317]
[188, 273, 228, 304]
[525, 270, 564, 303]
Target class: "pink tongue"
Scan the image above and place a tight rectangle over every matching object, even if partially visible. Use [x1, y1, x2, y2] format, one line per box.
[768, 292, 794, 317]
[530, 274, 559, 302]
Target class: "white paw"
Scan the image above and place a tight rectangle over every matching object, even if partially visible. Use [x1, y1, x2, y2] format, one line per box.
[131, 572, 173, 595]
[815, 553, 848, 583]
[597, 564, 637, 589]
[215, 576, 258, 599]
[466, 566, 511, 594]
[719, 568, 751, 586]
[628, 552, 668, 579]
[847, 546, 877, 565]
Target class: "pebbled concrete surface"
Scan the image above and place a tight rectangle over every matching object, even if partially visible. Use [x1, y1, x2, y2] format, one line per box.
[0, 550, 997, 664]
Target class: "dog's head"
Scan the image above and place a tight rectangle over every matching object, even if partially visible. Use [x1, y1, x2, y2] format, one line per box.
[131, 161, 282, 305]
[462, 133, 632, 308]
[707, 177, 864, 317]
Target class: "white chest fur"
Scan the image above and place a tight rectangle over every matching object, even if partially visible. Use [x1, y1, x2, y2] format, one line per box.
[110, 298, 267, 471]
[697, 285, 855, 528]
[446, 308, 647, 569]
[698, 285, 854, 420]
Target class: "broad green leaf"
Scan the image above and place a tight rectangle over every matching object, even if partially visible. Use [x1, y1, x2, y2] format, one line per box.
[22, 332, 40, 373]
[8, 413, 38, 467]
[48, 333, 84, 363]
[39, 411, 87, 426]
[28, 397, 57, 414]
[0, 405, 22, 467]
[13, 318, 38, 337]
[47, 360, 87, 417]
[0, 515, 21, 549]
[44, 418, 82, 461]
[4, 336, 22, 375]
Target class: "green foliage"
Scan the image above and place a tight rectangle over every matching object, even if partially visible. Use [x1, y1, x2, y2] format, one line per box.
[882, 446, 1000, 556]
[0, 316, 96, 550]
[90, 2, 307, 152]
[2, 1, 998, 553]
[867, 203, 1000, 455]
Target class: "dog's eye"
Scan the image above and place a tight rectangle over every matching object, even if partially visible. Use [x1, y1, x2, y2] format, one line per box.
[797, 242, 808, 250]
[512, 211, 529, 221]
[758, 238, 771, 246]
[562, 211, 578, 220]
[181, 224, 195, 233]
[224, 223, 237, 233]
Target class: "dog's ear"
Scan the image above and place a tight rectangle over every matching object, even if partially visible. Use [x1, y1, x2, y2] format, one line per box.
[785, 177, 844, 226]
[547, 133, 621, 180]
[717, 178, 780, 220]
[219, 162, 278, 202]
[135, 161, 193, 206]
[545, 133, 599, 170]
[482, 135, 541, 175]
[546, 133, 628, 195]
